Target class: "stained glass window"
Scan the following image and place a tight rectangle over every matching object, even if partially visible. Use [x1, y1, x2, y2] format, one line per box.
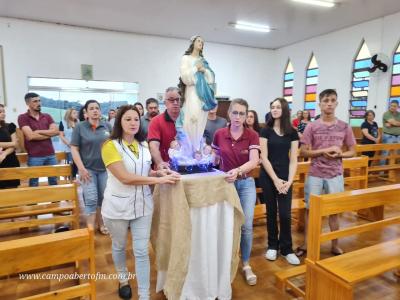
[350, 41, 371, 127]
[283, 60, 294, 109]
[304, 54, 319, 117]
[389, 43, 400, 107]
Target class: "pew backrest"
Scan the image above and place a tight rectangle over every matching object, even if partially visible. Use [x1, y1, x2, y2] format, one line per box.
[0, 184, 80, 232]
[293, 156, 369, 197]
[17, 151, 67, 165]
[0, 227, 96, 299]
[0, 164, 72, 185]
[355, 143, 400, 173]
[307, 183, 400, 262]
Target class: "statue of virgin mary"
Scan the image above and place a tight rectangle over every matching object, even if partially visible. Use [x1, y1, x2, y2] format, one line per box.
[176, 35, 217, 153]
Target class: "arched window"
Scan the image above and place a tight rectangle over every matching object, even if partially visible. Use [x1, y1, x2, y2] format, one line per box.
[304, 54, 319, 118]
[283, 59, 294, 109]
[350, 40, 371, 127]
[389, 43, 400, 107]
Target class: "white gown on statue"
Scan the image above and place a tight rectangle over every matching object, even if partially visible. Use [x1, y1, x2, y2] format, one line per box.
[180, 55, 215, 152]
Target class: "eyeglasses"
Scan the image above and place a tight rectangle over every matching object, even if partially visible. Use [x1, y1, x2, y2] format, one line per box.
[231, 111, 246, 117]
[166, 98, 181, 103]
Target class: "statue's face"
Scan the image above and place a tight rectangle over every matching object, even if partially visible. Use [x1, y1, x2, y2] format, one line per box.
[193, 37, 204, 52]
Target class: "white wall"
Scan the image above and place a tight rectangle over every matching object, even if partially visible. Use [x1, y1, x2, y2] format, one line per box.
[0, 17, 275, 123]
[1, 11, 400, 125]
[273, 11, 400, 125]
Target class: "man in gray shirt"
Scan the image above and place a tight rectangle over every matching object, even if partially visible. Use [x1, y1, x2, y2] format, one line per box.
[203, 103, 227, 145]
[141, 98, 159, 138]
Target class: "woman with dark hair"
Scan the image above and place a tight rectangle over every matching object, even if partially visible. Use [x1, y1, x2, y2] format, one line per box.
[259, 98, 300, 265]
[0, 104, 20, 189]
[133, 102, 144, 117]
[101, 105, 179, 300]
[246, 110, 261, 134]
[361, 110, 380, 164]
[78, 106, 88, 122]
[212, 98, 260, 285]
[70, 100, 112, 234]
[297, 110, 312, 139]
[292, 110, 303, 130]
[178, 35, 217, 152]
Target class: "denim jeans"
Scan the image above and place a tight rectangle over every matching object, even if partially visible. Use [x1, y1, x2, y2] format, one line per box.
[81, 169, 107, 215]
[103, 215, 152, 300]
[304, 175, 344, 208]
[234, 177, 256, 263]
[27, 154, 58, 187]
[380, 133, 400, 165]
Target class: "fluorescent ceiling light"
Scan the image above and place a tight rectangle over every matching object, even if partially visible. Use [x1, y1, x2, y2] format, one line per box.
[292, 0, 336, 8]
[231, 21, 271, 33]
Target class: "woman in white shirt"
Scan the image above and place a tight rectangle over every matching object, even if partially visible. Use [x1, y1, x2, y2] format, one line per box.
[101, 105, 180, 300]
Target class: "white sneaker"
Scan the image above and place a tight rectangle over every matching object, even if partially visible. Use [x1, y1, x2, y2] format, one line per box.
[285, 253, 300, 265]
[264, 249, 277, 261]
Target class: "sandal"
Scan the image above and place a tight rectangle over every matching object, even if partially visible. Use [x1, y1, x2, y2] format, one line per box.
[331, 248, 344, 256]
[98, 225, 109, 235]
[295, 246, 307, 257]
[242, 265, 257, 286]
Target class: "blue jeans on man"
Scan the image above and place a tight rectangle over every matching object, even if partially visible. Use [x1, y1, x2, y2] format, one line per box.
[27, 154, 58, 186]
[380, 133, 400, 166]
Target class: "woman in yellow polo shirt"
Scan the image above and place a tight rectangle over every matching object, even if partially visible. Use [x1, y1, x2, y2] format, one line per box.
[101, 105, 180, 300]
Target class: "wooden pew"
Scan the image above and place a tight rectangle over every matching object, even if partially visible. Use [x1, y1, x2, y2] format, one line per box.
[0, 164, 72, 187]
[275, 156, 370, 295]
[251, 156, 370, 225]
[0, 227, 96, 299]
[355, 143, 400, 182]
[292, 156, 370, 230]
[0, 164, 72, 181]
[0, 184, 80, 233]
[17, 151, 67, 165]
[276, 184, 400, 299]
[305, 184, 400, 300]
[291, 162, 310, 230]
[352, 127, 383, 144]
[352, 127, 364, 142]
[249, 166, 266, 220]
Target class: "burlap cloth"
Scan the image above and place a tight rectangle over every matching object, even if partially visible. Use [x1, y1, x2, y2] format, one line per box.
[150, 171, 244, 300]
